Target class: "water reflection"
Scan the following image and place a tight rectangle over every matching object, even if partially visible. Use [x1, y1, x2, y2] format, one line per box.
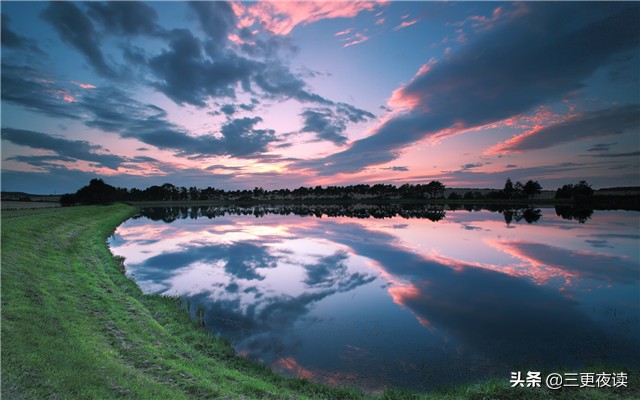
[109, 206, 639, 392]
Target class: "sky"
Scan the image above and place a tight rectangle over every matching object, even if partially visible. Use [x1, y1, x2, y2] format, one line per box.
[1, 1, 639, 194]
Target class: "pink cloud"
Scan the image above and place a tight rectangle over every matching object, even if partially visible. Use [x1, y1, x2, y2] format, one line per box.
[343, 33, 369, 48]
[387, 58, 437, 111]
[393, 19, 417, 31]
[484, 108, 584, 155]
[375, 17, 384, 25]
[227, 33, 244, 44]
[71, 81, 96, 89]
[335, 27, 352, 36]
[450, 4, 527, 31]
[234, 1, 385, 36]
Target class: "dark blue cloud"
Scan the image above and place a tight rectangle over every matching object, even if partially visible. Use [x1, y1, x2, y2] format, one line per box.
[497, 105, 639, 152]
[188, 1, 236, 55]
[1, 13, 41, 53]
[303, 252, 350, 287]
[1, 64, 80, 120]
[80, 87, 279, 158]
[588, 151, 640, 158]
[382, 166, 409, 172]
[148, 28, 257, 106]
[1, 127, 125, 170]
[6, 155, 76, 168]
[306, 3, 640, 174]
[41, 2, 116, 78]
[220, 104, 236, 116]
[134, 241, 278, 283]
[299, 104, 375, 146]
[86, 1, 164, 37]
[240, 35, 298, 59]
[300, 108, 348, 145]
[587, 143, 617, 152]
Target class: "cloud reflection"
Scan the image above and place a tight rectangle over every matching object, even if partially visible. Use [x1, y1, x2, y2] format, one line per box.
[110, 208, 640, 391]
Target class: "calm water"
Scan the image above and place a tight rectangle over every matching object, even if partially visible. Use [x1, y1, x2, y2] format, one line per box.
[109, 205, 639, 392]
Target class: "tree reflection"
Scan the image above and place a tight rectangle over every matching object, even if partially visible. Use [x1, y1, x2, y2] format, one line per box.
[136, 203, 549, 224]
[502, 207, 542, 225]
[554, 205, 594, 223]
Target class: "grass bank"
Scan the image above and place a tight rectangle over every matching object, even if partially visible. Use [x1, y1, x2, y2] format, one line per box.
[1, 204, 637, 399]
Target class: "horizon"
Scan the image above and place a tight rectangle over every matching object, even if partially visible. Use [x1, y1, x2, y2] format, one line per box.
[2, 1, 639, 194]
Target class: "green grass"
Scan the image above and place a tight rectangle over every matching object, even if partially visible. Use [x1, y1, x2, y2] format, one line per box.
[1, 204, 638, 399]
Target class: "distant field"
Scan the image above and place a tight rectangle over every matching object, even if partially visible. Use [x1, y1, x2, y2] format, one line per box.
[1, 201, 61, 210]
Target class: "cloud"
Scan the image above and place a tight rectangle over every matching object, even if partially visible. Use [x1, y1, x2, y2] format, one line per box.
[393, 19, 417, 31]
[234, 1, 382, 36]
[588, 151, 640, 158]
[133, 242, 278, 282]
[86, 1, 164, 37]
[498, 241, 638, 284]
[143, 27, 339, 111]
[148, 28, 257, 106]
[221, 104, 236, 116]
[1, 128, 125, 170]
[488, 105, 640, 153]
[342, 33, 369, 48]
[1, 64, 81, 120]
[303, 252, 350, 287]
[300, 108, 348, 145]
[299, 102, 375, 145]
[587, 142, 617, 152]
[205, 164, 244, 171]
[34, 1, 374, 140]
[382, 166, 409, 172]
[304, 3, 640, 175]
[218, 117, 277, 157]
[188, 1, 236, 55]
[451, 5, 517, 31]
[295, 220, 618, 367]
[253, 64, 330, 104]
[41, 2, 116, 78]
[1, 13, 42, 53]
[79, 87, 279, 158]
[239, 100, 258, 111]
[459, 162, 489, 171]
[6, 155, 76, 168]
[239, 35, 298, 59]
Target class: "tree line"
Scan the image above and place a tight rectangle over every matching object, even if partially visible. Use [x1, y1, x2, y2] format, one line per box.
[60, 177, 593, 206]
[60, 179, 448, 205]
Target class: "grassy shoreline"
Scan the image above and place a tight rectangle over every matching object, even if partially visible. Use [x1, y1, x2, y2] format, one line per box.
[1, 204, 637, 399]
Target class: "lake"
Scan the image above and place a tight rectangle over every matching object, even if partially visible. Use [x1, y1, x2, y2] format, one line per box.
[109, 204, 639, 392]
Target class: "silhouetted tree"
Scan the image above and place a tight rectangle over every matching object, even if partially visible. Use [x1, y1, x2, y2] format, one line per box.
[522, 180, 542, 199]
[556, 180, 593, 201]
[59, 193, 77, 207]
[75, 178, 121, 204]
[503, 178, 515, 198]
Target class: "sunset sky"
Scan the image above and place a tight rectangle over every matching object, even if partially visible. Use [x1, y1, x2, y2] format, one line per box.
[2, 1, 639, 194]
